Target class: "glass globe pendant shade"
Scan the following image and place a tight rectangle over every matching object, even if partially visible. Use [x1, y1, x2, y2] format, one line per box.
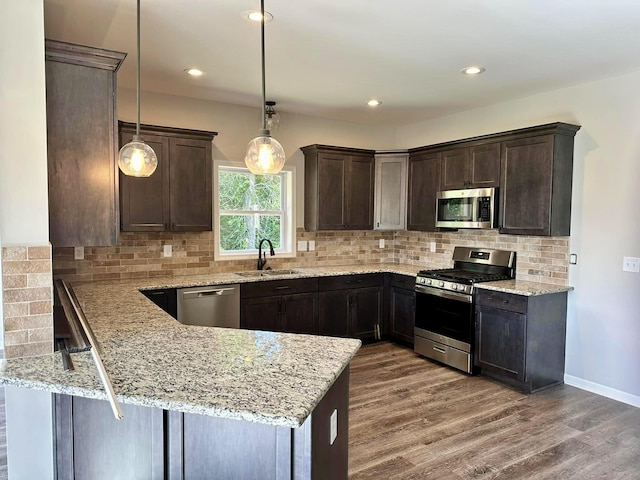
[265, 112, 280, 132]
[244, 131, 286, 174]
[118, 137, 158, 177]
[265, 101, 280, 132]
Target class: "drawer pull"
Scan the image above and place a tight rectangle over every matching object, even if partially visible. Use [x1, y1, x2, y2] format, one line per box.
[433, 346, 446, 354]
[274, 286, 292, 290]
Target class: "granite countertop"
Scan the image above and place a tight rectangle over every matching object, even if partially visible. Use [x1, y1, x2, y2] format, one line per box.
[0, 262, 571, 427]
[476, 279, 574, 296]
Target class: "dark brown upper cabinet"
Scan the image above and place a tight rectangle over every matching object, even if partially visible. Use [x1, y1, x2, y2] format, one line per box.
[406, 150, 441, 231]
[302, 145, 375, 230]
[405, 122, 579, 235]
[46, 40, 126, 246]
[440, 143, 501, 190]
[119, 123, 216, 232]
[500, 124, 580, 236]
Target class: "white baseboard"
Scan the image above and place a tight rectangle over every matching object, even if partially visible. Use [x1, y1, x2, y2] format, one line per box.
[564, 374, 640, 408]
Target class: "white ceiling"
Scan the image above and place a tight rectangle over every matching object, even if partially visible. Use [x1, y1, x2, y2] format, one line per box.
[43, 0, 640, 126]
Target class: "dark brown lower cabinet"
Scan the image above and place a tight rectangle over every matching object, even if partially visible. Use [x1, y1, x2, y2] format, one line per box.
[141, 288, 177, 319]
[241, 293, 318, 334]
[389, 285, 415, 346]
[281, 292, 318, 334]
[318, 275, 383, 341]
[318, 290, 350, 337]
[240, 278, 319, 334]
[55, 367, 350, 480]
[474, 289, 568, 393]
[241, 295, 282, 332]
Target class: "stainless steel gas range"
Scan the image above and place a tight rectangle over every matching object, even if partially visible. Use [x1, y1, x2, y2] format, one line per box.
[414, 246, 516, 374]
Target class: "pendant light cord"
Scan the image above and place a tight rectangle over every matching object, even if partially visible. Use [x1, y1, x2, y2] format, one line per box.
[136, 0, 141, 138]
[260, 0, 267, 132]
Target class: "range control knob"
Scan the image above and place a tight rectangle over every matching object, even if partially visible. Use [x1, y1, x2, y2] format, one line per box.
[425, 279, 432, 285]
[451, 284, 458, 291]
[438, 281, 445, 287]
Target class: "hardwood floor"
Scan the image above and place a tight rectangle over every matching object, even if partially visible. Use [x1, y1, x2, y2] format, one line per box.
[0, 343, 636, 479]
[349, 342, 640, 480]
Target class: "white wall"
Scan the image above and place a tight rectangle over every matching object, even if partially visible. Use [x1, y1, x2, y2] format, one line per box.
[117, 88, 397, 226]
[398, 71, 640, 404]
[0, 0, 55, 477]
[0, 2, 50, 246]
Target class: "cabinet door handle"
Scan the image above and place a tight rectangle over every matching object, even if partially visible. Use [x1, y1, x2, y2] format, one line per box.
[274, 286, 292, 291]
[171, 223, 176, 230]
[164, 223, 169, 230]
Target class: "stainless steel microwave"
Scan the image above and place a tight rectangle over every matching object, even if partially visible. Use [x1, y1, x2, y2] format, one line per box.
[435, 187, 497, 229]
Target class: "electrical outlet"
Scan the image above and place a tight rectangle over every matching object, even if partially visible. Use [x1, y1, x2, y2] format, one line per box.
[74, 246, 84, 260]
[308, 240, 315, 251]
[163, 244, 172, 257]
[622, 257, 640, 273]
[297, 240, 308, 252]
[379, 239, 385, 249]
[330, 409, 338, 445]
[429, 241, 436, 253]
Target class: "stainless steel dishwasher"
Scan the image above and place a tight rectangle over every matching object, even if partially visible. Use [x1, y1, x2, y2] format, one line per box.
[177, 284, 240, 328]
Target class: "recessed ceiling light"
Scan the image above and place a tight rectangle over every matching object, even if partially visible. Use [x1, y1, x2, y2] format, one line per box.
[243, 10, 274, 23]
[184, 68, 204, 77]
[461, 66, 486, 75]
[367, 99, 382, 107]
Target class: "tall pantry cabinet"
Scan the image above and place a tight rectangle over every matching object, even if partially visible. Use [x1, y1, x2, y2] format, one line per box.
[45, 40, 126, 247]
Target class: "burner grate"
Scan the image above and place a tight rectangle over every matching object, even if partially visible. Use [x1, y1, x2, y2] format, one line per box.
[418, 269, 511, 284]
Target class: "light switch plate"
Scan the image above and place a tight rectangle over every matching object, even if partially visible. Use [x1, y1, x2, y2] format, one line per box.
[623, 257, 640, 273]
[74, 246, 84, 260]
[569, 253, 577, 265]
[308, 240, 315, 251]
[330, 409, 338, 445]
[379, 239, 385, 249]
[297, 240, 308, 252]
[163, 245, 172, 257]
[429, 241, 436, 253]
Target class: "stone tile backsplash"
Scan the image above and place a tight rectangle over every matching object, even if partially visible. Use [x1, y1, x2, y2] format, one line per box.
[52, 229, 569, 286]
[2, 245, 54, 358]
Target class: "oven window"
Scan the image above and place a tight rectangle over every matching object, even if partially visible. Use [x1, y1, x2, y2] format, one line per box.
[438, 198, 474, 222]
[415, 291, 473, 344]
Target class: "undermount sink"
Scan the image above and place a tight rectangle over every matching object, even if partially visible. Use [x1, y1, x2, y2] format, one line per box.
[236, 269, 302, 278]
[235, 270, 269, 277]
[263, 269, 303, 276]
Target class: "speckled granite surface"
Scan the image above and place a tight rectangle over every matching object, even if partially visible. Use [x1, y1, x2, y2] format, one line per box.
[0, 262, 571, 427]
[476, 279, 574, 296]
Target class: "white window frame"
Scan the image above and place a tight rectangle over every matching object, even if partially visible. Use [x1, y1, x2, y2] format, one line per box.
[213, 159, 296, 260]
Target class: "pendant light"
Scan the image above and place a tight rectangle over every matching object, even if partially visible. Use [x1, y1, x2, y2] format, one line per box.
[244, 0, 285, 175]
[118, 0, 158, 177]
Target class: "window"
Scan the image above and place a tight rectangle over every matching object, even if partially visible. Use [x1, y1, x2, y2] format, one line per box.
[214, 161, 295, 259]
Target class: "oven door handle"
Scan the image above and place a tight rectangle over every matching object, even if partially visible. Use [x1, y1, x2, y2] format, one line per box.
[415, 285, 472, 303]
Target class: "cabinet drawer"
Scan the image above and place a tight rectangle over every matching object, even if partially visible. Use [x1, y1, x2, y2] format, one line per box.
[319, 274, 383, 291]
[476, 290, 527, 314]
[391, 273, 415, 290]
[241, 278, 319, 299]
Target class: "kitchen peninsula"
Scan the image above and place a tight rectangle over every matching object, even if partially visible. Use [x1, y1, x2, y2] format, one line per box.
[0, 263, 572, 478]
[0, 271, 363, 479]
